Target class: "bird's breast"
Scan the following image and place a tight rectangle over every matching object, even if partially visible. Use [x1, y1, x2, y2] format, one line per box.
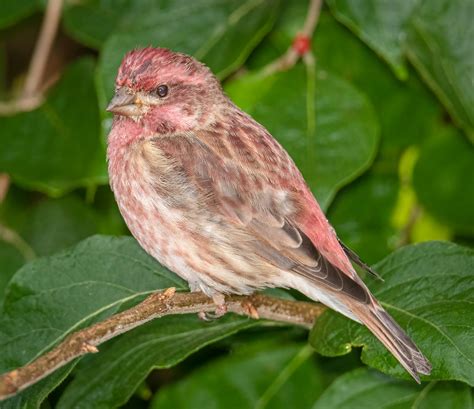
[107, 139, 223, 289]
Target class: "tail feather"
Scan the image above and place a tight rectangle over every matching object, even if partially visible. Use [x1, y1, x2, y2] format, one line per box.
[355, 303, 432, 383]
[284, 261, 431, 382]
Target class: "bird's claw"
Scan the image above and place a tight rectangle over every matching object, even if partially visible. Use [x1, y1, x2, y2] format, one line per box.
[241, 300, 259, 319]
[197, 293, 227, 321]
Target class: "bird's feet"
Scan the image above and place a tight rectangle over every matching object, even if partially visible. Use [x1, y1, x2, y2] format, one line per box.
[197, 293, 227, 321]
[241, 299, 259, 319]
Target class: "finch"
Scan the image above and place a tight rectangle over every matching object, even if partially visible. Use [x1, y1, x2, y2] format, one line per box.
[106, 47, 431, 382]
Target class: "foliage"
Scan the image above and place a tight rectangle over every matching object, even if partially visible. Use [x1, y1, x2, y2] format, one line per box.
[0, 0, 472, 407]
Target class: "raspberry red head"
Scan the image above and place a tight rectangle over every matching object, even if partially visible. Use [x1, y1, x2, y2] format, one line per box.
[107, 47, 224, 134]
[116, 47, 213, 92]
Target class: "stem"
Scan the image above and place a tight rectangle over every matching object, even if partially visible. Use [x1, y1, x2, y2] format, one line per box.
[302, 0, 322, 36]
[0, 0, 63, 115]
[398, 205, 421, 246]
[263, 0, 322, 75]
[0, 224, 36, 261]
[0, 174, 9, 203]
[0, 289, 325, 400]
[22, 0, 63, 98]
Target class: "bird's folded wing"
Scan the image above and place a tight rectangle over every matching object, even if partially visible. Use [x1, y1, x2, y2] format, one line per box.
[150, 133, 369, 303]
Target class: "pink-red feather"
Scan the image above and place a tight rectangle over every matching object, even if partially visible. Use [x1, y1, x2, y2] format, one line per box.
[107, 47, 431, 382]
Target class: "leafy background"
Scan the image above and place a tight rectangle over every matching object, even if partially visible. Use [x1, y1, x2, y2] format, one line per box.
[0, 0, 473, 407]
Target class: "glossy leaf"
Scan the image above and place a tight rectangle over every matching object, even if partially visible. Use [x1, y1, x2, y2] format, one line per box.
[0, 0, 39, 29]
[0, 58, 107, 196]
[0, 241, 24, 306]
[57, 315, 257, 409]
[63, 0, 134, 49]
[328, 173, 399, 265]
[93, 185, 129, 236]
[151, 343, 324, 409]
[413, 127, 474, 234]
[311, 9, 440, 262]
[326, 0, 474, 139]
[65, 0, 279, 54]
[325, 0, 419, 79]
[264, 5, 441, 151]
[0, 235, 186, 375]
[310, 241, 474, 385]
[0, 195, 100, 257]
[313, 368, 472, 409]
[226, 65, 378, 208]
[406, 0, 474, 140]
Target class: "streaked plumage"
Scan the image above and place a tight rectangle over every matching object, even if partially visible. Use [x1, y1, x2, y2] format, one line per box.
[107, 47, 431, 382]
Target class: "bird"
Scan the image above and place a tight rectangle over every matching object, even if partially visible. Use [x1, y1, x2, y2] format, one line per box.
[106, 46, 431, 382]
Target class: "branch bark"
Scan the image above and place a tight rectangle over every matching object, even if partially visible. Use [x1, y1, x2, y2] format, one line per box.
[0, 289, 325, 401]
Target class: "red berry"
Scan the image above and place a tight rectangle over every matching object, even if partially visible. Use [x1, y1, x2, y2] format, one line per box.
[292, 34, 311, 55]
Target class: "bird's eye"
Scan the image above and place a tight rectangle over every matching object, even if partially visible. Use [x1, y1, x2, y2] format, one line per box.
[156, 84, 168, 98]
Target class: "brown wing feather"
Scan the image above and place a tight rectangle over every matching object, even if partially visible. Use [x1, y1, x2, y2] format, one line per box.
[247, 218, 370, 303]
[338, 239, 384, 281]
[150, 130, 431, 382]
[152, 133, 370, 303]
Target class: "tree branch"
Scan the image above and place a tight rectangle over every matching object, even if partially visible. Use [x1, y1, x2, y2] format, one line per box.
[0, 288, 325, 401]
[263, 0, 322, 75]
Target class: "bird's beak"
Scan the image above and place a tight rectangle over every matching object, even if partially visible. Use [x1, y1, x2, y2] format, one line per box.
[106, 88, 143, 117]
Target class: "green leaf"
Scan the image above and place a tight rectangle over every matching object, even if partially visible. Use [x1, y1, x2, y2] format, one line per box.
[0, 241, 24, 306]
[63, 0, 133, 49]
[93, 185, 128, 236]
[65, 0, 280, 57]
[313, 368, 472, 409]
[310, 241, 474, 385]
[406, 0, 474, 141]
[151, 342, 324, 409]
[0, 0, 39, 29]
[328, 173, 399, 265]
[326, 0, 474, 139]
[312, 11, 442, 154]
[1, 194, 101, 257]
[22, 196, 100, 256]
[413, 127, 474, 234]
[325, 0, 419, 79]
[57, 315, 257, 409]
[225, 65, 378, 208]
[0, 58, 107, 196]
[0, 235, 186, 375]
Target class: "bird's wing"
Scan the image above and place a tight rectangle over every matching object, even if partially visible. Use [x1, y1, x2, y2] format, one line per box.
[149, 131, 431, 382]
[150, 131, 369, 303]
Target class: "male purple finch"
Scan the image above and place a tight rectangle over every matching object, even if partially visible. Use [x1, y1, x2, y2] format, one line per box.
[106, 47, 431, 382]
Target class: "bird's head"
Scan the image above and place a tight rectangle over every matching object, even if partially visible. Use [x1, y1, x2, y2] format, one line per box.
[107, 47, 223, 134]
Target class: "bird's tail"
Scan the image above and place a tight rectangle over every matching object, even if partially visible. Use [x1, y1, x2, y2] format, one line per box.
[353, 301, 432, 383]
[285, 265, 431, 382]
